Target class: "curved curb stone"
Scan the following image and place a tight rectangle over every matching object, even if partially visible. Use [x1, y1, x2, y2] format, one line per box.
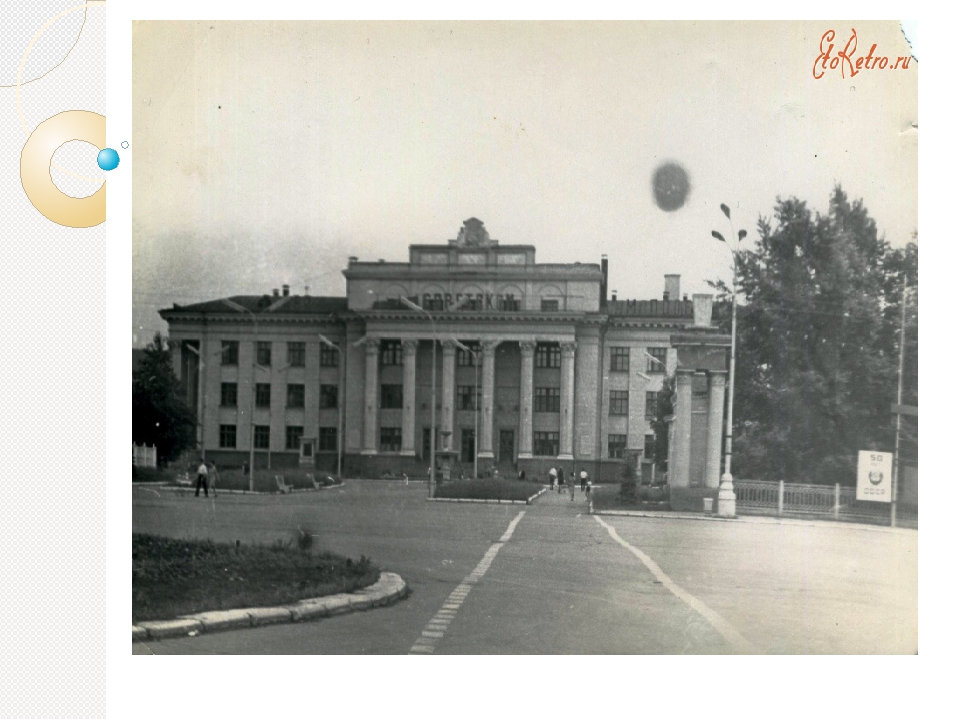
[427, 487, 547, 505]
[133, 571, 407, 642]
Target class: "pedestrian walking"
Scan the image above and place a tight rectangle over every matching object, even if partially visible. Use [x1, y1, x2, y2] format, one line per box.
[518, 469, 526, 482]
[557, 466, 565, 493]
[585, 479, 592, 503]
[194, 459, 208, 498]
[209, 460, 219, 497]
[568, 469, 576, 501]
[580, 468, 588, 492]
[549, 467, 557, 490]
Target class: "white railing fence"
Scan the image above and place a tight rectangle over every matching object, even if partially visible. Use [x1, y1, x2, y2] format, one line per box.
[132, 443, 157, 468]
[735, 479, 857, 520]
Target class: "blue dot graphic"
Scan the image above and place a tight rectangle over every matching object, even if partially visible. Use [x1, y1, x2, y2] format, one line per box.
[97, 148, 119, 171]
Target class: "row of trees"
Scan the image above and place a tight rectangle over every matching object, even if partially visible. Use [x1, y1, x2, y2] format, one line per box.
[132, 335, 196, 466]
[698, 186, 917, 485]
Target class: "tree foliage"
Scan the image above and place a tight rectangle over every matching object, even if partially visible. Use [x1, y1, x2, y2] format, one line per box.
[133, 334, 196, 465]
[650, 374, 675, 472]
[715, 187, 917, 485]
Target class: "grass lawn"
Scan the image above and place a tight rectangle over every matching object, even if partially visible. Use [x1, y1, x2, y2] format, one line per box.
[433, 478, 543, 502]
[133, 534, 379, 622]
[590, 484, 672, 511]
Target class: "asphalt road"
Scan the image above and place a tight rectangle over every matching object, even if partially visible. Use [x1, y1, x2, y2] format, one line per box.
[132, 481, 917, 655]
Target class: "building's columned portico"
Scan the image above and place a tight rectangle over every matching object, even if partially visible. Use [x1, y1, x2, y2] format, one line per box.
[162, 219, 729, 488]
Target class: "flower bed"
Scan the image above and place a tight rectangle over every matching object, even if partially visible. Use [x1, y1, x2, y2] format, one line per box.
[133, 534, 378, 622]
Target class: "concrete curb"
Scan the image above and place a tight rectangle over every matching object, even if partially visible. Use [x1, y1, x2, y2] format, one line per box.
[133, 571, 408, 642]
[134, 482, 346, 496]
[591, 508, 917, 533]
[427, 487, 547, 505]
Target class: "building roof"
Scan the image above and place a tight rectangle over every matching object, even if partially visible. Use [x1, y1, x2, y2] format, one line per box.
[159, 295, 348, 317]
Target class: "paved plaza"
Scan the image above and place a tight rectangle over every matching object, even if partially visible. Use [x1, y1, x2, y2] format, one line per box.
[132, 480, 917, 655]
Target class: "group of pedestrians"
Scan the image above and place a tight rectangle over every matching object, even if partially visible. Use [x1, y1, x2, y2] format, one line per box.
[194, 459, 220, 498]
[548, 466, 592, 501]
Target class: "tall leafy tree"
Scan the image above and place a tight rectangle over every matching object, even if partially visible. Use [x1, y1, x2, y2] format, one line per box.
[133, 334, 196, 465]
[714, 187, 916, 485]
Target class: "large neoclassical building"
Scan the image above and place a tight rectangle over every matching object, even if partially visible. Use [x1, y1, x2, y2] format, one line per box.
[160, 218, 730, 488]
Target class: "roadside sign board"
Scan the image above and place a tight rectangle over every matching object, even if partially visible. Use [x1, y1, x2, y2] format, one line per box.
[857, 450, 893, 502]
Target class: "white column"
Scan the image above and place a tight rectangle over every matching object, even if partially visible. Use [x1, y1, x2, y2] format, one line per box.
[669, 368, 694, 486]
[517, 341, 535, 458]
[559, 342, 576, 460]
[705, 370, 726, 488]
[401, 340, 418, 456]
[441, 340, 456, 451]
[361, 339, 379, 455]
[478, 340, 498, 458]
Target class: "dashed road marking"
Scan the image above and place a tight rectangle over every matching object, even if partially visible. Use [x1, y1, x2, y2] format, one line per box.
[593, 515, 756, 654]
[409, 510, 526, 655]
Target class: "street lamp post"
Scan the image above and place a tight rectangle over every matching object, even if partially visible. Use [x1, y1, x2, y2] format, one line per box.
[400, 295, 469, 497]
[454, 340, 480, 480]
[185, 343, 206, 460]
[711, 203, 747, 518]
[258, 362, 291, 470]
[317, 333, 344, 480]
[185, 343, 228, 461]
[223, 299, 259, 492]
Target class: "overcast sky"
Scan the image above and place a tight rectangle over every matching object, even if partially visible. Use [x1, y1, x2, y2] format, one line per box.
[132, 20, 917, 344]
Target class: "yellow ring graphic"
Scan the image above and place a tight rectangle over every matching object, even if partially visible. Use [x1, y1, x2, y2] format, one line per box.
[20, 110, 106, 228]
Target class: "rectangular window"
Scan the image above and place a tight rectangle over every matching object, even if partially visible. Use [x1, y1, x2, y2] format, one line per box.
[220, 382, 237, 407]
[499, 294, 521, 311]
[285, 425, 303, 451]
[254, 425, 270, 450]
[646, 391, 659, 418]
[319, 384, 338, 409]
[318, 427, 338, 452]
[457, 341, 480, 366]
[221, 340, 238, 366]
[380, 384, 403, 409]
[319, 343, 339, 367]
[608, 434, 627, 459]
[644, 434, 656, 460]
[422, 294, 444, 311]
[534, 387, 561, 412]
[610, 347, 630, 372]
[535, 343, 561, 368]
[380, 427, 402, 452]
[647, 347, 668, 373]
[381, 340, 402, 366]
[287, 383, 305, 408]
[219, 424, 237, 448]
[457, 385, 478, 410]
[256, 341, 272, 367]
[610, 390, 629, 416]
[255, 383, 271, 408]
[287, 342, 306, 367]
[533, 431, 559, 457]
[541, 299, 560, 312]
[422, 427, 432, 459]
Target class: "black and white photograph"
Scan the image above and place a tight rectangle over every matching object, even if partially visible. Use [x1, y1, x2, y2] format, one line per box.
[131, 20, 918, 657]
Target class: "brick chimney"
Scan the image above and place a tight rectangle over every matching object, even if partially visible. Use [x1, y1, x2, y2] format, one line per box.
[664, 274, 680, 301]
[600, 255, 608, 307]
[282, 284, 290, 297]
[692, 293, 713, 327]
